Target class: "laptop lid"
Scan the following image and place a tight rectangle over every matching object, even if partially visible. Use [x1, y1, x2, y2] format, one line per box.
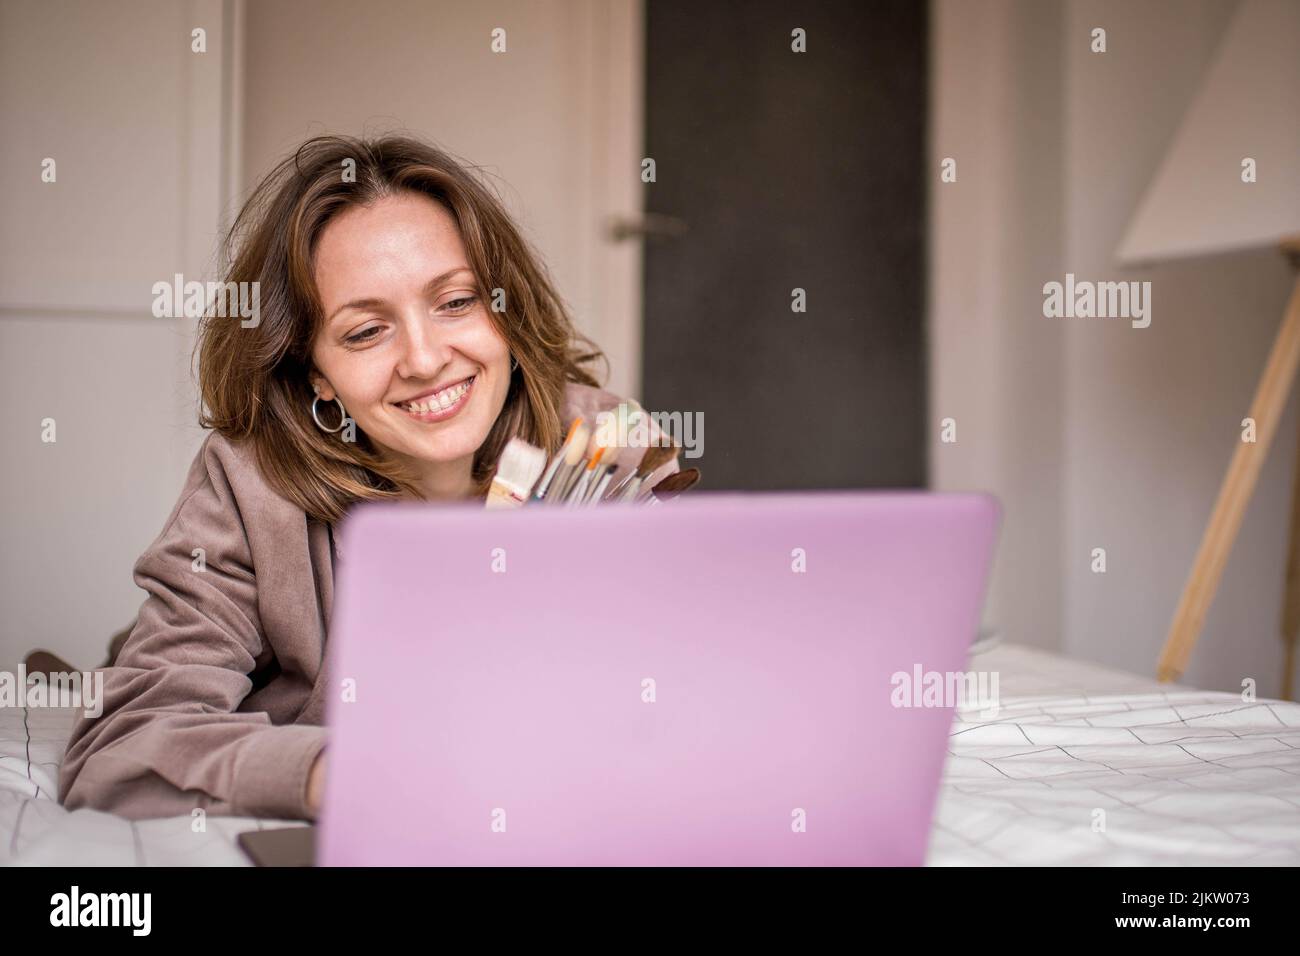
[319, 491, 999, 865]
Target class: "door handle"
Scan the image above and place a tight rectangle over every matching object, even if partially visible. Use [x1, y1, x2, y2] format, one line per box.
[605, 213, 689, 243]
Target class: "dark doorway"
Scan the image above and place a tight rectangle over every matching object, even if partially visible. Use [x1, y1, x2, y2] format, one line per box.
[641, 0, 927, 491]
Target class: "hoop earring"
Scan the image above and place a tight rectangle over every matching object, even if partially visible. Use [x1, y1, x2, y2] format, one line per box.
[510, 354, 520, 373]
[312, 394, 348, 433]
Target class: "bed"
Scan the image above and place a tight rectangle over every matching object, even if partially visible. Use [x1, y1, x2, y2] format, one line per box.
[4, 641, 1298, 866]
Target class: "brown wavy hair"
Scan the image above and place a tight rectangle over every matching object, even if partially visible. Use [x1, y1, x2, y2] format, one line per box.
[196, 134, 606, 524]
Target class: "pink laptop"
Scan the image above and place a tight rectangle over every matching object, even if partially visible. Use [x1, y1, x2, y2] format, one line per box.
[318, 491, 1000, 866]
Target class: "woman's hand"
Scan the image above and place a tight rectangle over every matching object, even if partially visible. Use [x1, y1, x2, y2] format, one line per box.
[306, 751, 327, 819]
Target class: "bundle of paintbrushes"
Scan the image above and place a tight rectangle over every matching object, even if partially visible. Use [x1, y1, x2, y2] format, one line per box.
[485, 411, 701, 510]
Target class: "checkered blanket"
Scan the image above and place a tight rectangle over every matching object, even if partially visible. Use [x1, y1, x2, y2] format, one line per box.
[931, 643, 1300, 865]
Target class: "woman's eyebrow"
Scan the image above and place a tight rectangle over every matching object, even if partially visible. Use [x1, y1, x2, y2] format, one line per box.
[422, 266, 475, 297]
[326, 267, 475, 325]
[326, 296, 385, 325]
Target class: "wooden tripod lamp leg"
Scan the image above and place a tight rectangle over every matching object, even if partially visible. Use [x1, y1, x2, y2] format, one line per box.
[1281, 399, 1300, 701]
[1158, 274, 1300, 683]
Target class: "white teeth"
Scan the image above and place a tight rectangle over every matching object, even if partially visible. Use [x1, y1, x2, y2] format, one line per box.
[401, 377, 472, 413]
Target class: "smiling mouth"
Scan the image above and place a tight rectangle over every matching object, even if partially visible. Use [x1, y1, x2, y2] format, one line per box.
[394, 375, 475, 420]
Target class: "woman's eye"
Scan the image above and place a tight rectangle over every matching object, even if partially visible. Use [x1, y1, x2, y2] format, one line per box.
[345, 326, 381, 345]
[440, 295, 478, 314]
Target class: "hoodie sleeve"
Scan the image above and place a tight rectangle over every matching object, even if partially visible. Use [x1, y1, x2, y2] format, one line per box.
[58, 435, 327, 821]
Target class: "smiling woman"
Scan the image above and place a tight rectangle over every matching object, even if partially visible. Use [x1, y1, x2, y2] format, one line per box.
[196, 134, 612, 521]
[56, 134, 679, 822]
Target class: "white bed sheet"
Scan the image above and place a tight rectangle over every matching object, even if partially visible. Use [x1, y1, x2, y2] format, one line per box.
[1, 706, 304, 866]
[931, 642, 1300, 865]
[3, 643, 1297, 866]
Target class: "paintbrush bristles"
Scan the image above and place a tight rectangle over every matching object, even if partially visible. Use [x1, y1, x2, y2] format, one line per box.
[485, 438, 547, 509]
[649, 467, 701, 500]
[636, 442, 679, 478]
[566, 424, 590, 466]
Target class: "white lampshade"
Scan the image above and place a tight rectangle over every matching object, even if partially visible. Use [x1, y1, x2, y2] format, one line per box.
[1117, 0, 1300, 264]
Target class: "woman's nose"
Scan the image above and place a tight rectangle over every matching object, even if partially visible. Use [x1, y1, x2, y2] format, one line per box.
[394, 314, 451, 380]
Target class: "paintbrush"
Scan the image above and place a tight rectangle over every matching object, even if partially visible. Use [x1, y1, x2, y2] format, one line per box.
[584, 400, 645, 502]
[565, 445, 608, 507]
[532, 417, 585, 503]
[556, 424, 600, 502]
[485, 437, 548, 509]
[647, 467, 701, 502]
[546, 421, 591, 505]
[582, 441, 626, 505]
[605, 442, 679, 501]
[615, 475, 645, 502]
[563, 424, 617, 505]
[586, 462, 619, 505]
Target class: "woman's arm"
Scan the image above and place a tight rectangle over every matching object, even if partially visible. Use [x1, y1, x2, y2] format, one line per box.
[58, 435, 327, 821]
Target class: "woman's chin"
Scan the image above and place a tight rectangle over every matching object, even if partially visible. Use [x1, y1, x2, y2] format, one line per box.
[387, 425, 486, 468]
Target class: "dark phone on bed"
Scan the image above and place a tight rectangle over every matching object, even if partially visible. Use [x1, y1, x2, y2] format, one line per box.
[237, 826, 317, 867]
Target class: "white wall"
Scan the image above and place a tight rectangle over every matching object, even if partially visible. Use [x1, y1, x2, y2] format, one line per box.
[0, 0, 233, 671]
[932, 0, 1299, 695]
[930, 0, 1065, 657]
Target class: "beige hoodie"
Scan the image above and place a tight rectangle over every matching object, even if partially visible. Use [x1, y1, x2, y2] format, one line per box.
[58, 383, 680, 820]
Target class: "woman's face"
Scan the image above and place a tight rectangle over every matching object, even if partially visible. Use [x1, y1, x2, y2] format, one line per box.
[309, 191, 512, 486]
